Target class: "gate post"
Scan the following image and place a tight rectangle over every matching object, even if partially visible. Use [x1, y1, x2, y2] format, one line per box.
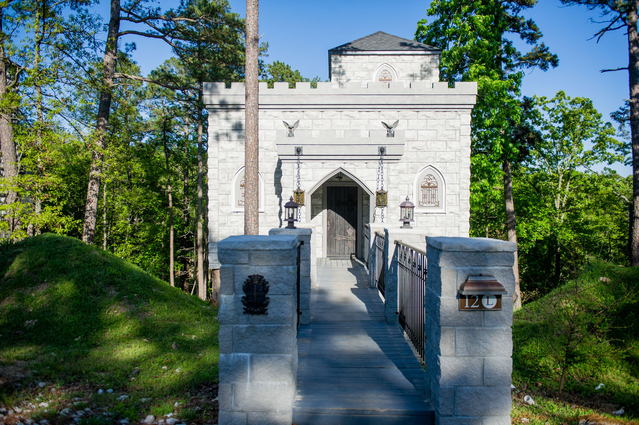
[425, 237, 517, 424]
[218, 235, 299, 425]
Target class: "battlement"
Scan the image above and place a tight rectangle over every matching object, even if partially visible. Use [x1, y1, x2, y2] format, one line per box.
[205, 81, 476, 95]
[203, 81, 477, 111]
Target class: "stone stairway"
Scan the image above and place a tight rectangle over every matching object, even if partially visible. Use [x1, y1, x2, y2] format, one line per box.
[292, 260, 434, 425]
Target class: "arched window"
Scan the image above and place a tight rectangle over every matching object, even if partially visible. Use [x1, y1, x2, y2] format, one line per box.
[420, 174, 439, 207]
[232, 167, 264, 212]
[378, 69, 393, 87]
[373, 63, 398, 88]
[413, 166, 446, 213]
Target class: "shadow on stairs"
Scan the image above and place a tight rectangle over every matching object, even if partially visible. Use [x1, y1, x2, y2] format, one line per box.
[292, 261, 434, 425]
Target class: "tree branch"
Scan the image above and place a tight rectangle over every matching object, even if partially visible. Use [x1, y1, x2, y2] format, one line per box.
[113, 72, 197, 92]
[601, 67, 628, 73]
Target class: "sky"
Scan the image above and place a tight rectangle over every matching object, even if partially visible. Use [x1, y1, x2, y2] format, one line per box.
[121, 0, 630, 174]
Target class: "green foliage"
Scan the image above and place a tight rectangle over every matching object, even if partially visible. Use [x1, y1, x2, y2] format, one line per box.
[512, 92, 628, 291]
[0, 234, 219, 396]
[513, 261, 639, 413]
[261, 60, 321, 88]
[415, 0, 558, 266]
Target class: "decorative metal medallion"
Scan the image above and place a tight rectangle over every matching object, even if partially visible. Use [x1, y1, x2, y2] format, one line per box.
[381, 120, 399, 137]
[242, 274, 270, 315]
[283, 120, 300, 137]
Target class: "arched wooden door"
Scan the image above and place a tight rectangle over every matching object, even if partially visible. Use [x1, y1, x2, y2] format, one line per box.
[327, 186, 358, 257]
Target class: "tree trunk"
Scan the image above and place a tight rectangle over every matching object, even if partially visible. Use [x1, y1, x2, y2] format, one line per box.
[197, 88, 206, 299]
[102, 181, 107, 250]
[244, 0, 259, 235]
[0, 8, 19, 238]
[30, 0, 46, 237]
[629, 1, 639, 266]
[82, 0, 120, 245]
[182, 121, 191, 289]
[503, 158, 521, 309]
[162, 119, 175, 287]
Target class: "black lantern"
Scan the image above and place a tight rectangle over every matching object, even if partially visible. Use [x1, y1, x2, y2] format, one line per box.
[376, 189, 387, 208]
[285, 196, 299, 229]
[399, 196, 415, 228]
[294, 188, 305, 206]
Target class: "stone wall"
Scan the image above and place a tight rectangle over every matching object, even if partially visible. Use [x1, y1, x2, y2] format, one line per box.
[206, 82, 475, 267]
[424, 237, 517, 424]
[218, 235, 299, 425]
[329, 53, 440, 85]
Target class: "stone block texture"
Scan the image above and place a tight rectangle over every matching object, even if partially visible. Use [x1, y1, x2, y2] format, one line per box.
[218, 235, 299, 425]
[425, 236, 517, 424]
[269, 228, 312, 325]
[205, 80, 476, 269]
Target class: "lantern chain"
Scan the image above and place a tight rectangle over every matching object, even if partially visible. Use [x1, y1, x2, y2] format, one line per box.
[296, 147, 302, 220]
[296, 149, 302, 191]
[375, 149, 385, 223]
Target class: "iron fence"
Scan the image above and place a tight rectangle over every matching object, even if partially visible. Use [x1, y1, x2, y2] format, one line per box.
[296, 241, 304, 335]
[396, 241, 427, 364]
[363, 225, 370, 268]
[374, 231, 386, 298]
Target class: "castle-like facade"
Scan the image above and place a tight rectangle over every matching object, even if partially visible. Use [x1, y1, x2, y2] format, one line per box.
[205, 32, 477, 267]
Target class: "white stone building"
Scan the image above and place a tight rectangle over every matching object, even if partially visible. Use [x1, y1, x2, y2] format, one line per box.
[205, 31, 477, 267]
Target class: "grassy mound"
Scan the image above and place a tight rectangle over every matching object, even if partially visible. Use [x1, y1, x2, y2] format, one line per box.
[513, 261, 639, 422]
[0, 234, 219, 397]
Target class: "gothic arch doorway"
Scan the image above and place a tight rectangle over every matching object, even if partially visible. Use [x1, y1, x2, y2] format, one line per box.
[308, 168, 373, 259]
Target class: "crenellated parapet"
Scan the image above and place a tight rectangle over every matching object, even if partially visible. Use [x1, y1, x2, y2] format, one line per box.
[203, 81, 477, 110]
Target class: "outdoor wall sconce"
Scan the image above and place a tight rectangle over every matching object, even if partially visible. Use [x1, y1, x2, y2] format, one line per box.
[399, 196, 415, 228]
[376, 189, 387, 208]
[458, 275, 506, 311]
[285, 196, 299, 229]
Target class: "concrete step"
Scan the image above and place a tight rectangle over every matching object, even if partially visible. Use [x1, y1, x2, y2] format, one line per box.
[293, 411, 435, 425]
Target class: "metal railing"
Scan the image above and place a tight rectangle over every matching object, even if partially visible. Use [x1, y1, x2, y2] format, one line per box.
[296, 241, 304, 335]
[374, 231, 386, 298]
[363, 224, 370, 268]
[396, 241, 427, 364]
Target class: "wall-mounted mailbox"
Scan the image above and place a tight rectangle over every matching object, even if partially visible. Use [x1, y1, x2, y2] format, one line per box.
[458, 275, 507, 311]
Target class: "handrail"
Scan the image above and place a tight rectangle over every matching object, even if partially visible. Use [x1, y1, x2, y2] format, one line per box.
[395, 240, 427, 256]
[396, 241, 427, 364]
[295, 241, 304, 336]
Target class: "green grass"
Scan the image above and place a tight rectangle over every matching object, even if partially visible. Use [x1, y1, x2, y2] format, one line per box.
[0, 234, 219, 422]
[513, 261, 639, 422]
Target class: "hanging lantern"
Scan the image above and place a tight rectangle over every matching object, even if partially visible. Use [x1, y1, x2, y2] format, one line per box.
[376, 189, 387, 208]
[374, 146, 387, 223]
[399, 196, 415, 228]
[294, 188, 305, 206]
[285, 196, 299, 229]
[294, 146, 305, 206]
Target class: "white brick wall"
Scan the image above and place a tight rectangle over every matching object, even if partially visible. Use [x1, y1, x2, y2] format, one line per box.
[330, 54, 440, 86]
[206, 82, 476, 265]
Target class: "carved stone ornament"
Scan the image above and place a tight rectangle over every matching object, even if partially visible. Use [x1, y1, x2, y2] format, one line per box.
[242, 274, 270, 315]
[283, 120, 300, 137]
[381, 120, 399, 137]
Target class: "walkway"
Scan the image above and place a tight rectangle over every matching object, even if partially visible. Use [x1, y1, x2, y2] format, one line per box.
[293, 259, 434, 425]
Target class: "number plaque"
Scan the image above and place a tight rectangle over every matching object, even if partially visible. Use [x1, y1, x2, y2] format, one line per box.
[459, 294, 502, 311]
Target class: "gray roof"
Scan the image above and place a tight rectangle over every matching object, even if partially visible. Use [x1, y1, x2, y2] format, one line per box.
[329, 31, 440, 54]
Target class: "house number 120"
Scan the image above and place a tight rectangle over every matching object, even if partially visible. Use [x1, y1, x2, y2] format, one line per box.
[459, 294, 502, 311]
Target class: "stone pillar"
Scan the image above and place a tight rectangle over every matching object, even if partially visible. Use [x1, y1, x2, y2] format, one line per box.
[269, 228, 312, 325]
[218, 235, 299, 425]
[425, 237, 516, 425]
